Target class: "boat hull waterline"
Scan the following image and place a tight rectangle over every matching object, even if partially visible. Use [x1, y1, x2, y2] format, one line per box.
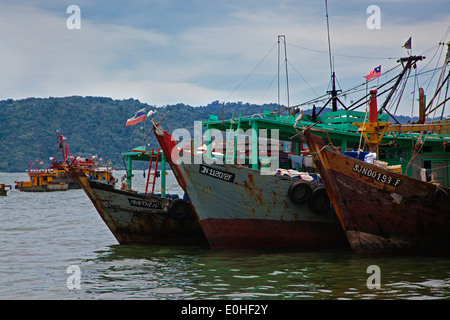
[154, 125, 349, 250]
[67, 168, 206, 245]
[181, 162, 348, 249]
[303, 129, 450, 254]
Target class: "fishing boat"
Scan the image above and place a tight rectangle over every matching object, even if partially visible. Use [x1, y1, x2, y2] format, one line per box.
[152, 97, 448, 250]
[151, 92, 449, 250]
[302, 125, 450, 254]
[153, 120, 349, 250]
[65, 146, 206, 245]
[0, 184, 12, 196]
[149, 35, 349, 250]
[152, 36, 450, 251]
[15, 170, 69, 192]
[301, 53, 450, 254]
[15, 131, 115, 191]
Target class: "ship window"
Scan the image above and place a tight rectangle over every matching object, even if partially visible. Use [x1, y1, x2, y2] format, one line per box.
[423, 146, 433, 153]
[423, 145, 445, 153]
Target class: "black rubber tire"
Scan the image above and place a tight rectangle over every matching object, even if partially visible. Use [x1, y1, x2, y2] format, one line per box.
[288, 181, 312, 205]
[308, 187, 330, 214]
[433, 187, 448, 206]
[168, 199, 192, 220]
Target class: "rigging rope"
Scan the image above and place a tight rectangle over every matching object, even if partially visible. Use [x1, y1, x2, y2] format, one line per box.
[223, 43, 277, 102]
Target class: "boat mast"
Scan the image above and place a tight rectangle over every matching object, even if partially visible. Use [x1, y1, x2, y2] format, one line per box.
[295, 0, 346, 118]
[425, 41, 450, 118]
[278, 35, 290, 112]
[352, 54, 450, 155]
[56, 132, 73, 163]
[378, 55, 424, 122]
[325, 0, 341, 112]
[310, 0, 345, 118]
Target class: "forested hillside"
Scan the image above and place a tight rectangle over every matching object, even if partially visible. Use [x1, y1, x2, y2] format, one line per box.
[0, 95, 427, 172]
[0, 97, 280, 172]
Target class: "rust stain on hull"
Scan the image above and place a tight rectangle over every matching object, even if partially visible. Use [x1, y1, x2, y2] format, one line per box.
[243, 173, 264, 206]
[66, 167, 206, 245]
[179, 162, 349, 249]
[153, 124, 349, 250]
[304, 129, 450, 254]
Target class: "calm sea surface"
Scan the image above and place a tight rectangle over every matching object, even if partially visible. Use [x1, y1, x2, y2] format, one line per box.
[1, 170, 450, 301]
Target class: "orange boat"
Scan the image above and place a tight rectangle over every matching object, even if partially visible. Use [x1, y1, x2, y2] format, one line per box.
[15, 131, 115, 192]
[15, 171, 69, 192]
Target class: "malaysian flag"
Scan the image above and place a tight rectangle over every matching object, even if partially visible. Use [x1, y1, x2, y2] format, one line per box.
[365, 65, 381, 81]
[126, 108, 146, 126]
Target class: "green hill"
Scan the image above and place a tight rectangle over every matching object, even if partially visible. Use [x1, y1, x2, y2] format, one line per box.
[0, 97, 280, 172]
[0, 95, 434, 172]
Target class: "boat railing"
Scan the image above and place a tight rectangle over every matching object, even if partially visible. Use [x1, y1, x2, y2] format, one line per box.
[27, 169, 55, 175]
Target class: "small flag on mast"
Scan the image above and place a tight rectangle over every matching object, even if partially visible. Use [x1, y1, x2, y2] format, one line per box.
[365, 66, 381, 81]
[402, 37, 411, 50]
[126, 108, 146, 126]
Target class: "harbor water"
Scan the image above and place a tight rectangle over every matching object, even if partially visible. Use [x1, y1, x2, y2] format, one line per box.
[1, 170, 450, 301]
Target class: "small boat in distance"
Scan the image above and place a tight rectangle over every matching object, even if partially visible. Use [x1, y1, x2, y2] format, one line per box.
[15, 130, 115, 192]
[0, 184, 12, 196]
[15, 170, 69, 192]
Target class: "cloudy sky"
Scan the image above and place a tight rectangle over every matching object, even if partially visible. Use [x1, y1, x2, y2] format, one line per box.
[1, 0, 449, 116]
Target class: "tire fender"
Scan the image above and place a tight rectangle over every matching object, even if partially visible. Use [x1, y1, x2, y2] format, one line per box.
[168, 198, 192, 220]
[308, 187, 331, 214]
[288, 181, 312, 204]
[433, 187, 448, 206]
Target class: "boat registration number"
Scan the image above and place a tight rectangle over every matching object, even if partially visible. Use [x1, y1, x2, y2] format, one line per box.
[128, 198, 163, 209]
[352, 164, 401, 187]
[199, 165, 235, 183]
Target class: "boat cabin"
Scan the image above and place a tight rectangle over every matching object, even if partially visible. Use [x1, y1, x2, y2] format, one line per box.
[121, 146, 168, 197]
[198, 109, 450, 188]
[23, 170, 57, 187]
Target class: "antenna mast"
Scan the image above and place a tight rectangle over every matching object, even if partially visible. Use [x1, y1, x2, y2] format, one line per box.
[325, 0, 340, 112]
[278, 35, 290, 110]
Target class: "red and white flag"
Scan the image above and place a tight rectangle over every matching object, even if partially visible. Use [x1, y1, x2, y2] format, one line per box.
[126, 108, 146, 126]
[365, 66, 381, 81]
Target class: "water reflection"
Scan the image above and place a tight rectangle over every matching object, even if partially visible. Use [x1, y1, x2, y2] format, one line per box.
[81, 245, 450, 300]
[2, 171, 450, 300]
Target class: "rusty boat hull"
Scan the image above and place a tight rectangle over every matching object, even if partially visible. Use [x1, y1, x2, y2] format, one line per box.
[68, 168, 206, 245]
[179, 162, 349, 249]
[303, 130, 450, 254]
[154, 125, 349, 250]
